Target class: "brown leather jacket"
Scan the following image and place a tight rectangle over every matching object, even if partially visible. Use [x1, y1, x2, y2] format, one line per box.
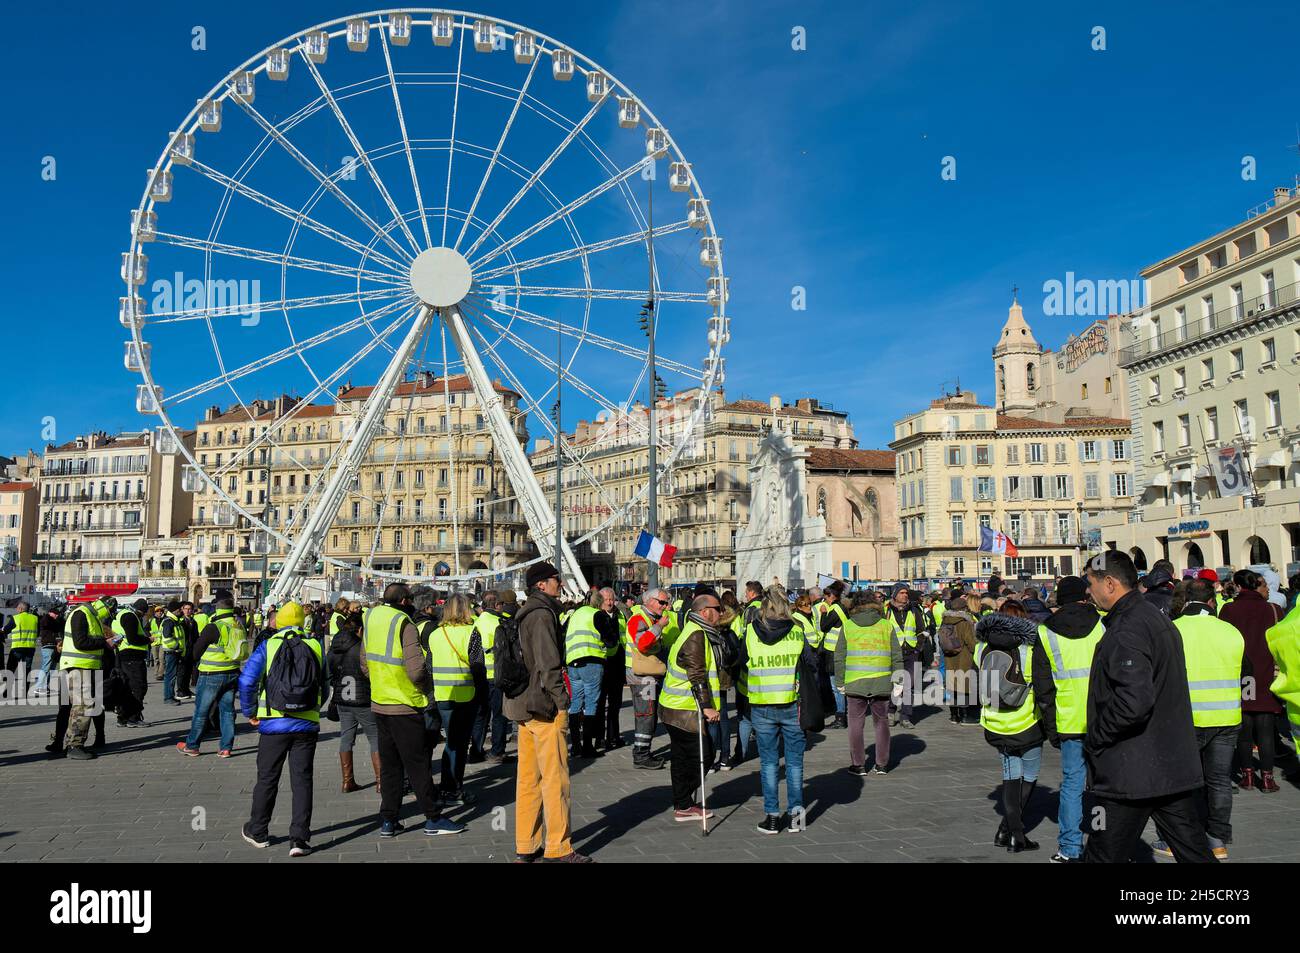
[659, 625, 716, 733]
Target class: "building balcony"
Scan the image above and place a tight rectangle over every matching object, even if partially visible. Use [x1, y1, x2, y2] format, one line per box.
[1119, 278, 1299, 366]
[82, 521, 144, 534]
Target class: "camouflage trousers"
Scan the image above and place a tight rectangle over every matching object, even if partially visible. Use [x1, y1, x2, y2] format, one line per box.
[63, 668, 102, 750]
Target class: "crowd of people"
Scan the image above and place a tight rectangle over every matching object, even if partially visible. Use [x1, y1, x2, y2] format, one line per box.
[3, 553, 1298, 863]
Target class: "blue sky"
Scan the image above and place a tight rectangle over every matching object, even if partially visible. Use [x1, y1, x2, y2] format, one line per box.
[4, 0, 1298, 456]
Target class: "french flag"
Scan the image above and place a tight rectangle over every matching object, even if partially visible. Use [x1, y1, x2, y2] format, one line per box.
[634, 530, 677, 568]
[978, 526, 1019, 557]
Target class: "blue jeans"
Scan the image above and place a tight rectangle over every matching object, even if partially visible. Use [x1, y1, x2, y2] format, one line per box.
[36, 645, 56, 693]
[751, 702, 806, 817]
[734, 694, 756, 760]
[566, 661, 603, 716]
[999, 744, 1042, 781]
[1058, 738, 1086, 858]
[162, 652, 179, 702]
[438, 699, 476, 791]
[185, 672, 237, 751]
[708, 689, 730, 765]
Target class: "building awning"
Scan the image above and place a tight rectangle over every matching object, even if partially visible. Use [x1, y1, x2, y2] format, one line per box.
[1195, 465, 1212, 479]
[1148, 471, 1171, 487]
[133, 587, 186, 601]
[1254, 451, 1288, 470]
[1171, 468, 1194, 484]
[67, 583, 139, 604]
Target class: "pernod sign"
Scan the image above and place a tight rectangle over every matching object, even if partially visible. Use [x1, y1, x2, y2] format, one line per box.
[1168, 519, 1210, 541]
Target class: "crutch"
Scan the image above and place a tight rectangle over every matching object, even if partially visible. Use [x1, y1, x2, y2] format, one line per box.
[695, 693, 710, 837]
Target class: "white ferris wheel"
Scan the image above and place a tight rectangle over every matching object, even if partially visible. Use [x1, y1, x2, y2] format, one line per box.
[120, 9, 728, 601]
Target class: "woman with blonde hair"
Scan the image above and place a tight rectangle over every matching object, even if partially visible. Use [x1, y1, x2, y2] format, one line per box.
[429, 592, 478, 805]
[738, 585, 812, 832]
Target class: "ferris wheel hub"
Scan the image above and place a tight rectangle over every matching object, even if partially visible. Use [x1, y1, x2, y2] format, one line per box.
[409, 247, 473, 307]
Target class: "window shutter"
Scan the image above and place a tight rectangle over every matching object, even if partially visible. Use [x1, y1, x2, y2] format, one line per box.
[1077, 439, 1086, 462]
[1104, 440, 1113, 460]
[1066, 475, 1074, 498]
[1109, 473, 1118, 497]
[1123, 440, 1132, 460]
[989, 479, 997, 501]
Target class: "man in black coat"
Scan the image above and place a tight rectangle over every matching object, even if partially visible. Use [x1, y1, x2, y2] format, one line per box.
[1140, 559, 1177, 618]
[1082, 551, 1214, 863]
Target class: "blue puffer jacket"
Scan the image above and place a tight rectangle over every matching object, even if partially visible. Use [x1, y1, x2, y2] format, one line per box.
[238, 634, 325, 735]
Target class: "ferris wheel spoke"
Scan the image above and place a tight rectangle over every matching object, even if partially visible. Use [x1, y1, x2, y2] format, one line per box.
[458, 316, 621, 515]
[479, 284, 709, 305]
[462, 95, 609, 261]
[453, 54, 540, 252]
[162, 310, 402, 409]
[186, 158, 409, 273]
[146, 287, 406, 325]
[463, 303, 624, 420]
[377, 20, 432, 250]
[471, 157, 651, 271]
[229, 94, 415, 266]
[267, 303, 436, 602]
[473, 219, 690, 283]
[297, 52, 423, 256]
[469, 297, 704, 380]
[441, 21, 467, 248]
[206, 303, 421, 481]
[153, 232, 404, 285]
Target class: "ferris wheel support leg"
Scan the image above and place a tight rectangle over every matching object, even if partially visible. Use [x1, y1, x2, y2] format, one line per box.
[441, 305, 589, 596]
[267, 304, 434, 605]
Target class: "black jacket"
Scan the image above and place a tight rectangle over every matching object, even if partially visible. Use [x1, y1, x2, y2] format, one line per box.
[328, 625, 371, 707]
[1031, 602, 1101, 743]
[1084, 589, 1203, 799]
[1141, 567, 1176, 618]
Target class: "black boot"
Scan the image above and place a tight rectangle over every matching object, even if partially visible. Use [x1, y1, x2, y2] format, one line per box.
[570, 713, 584, 758]
[1003, 778, 1039, 853]
[994, 817, 1009, 847]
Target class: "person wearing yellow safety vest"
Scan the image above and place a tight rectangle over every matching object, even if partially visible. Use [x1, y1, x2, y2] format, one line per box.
[738, 586, 813, 833]
[881, 584, 931, 729]
[238, 600, 327, 857]
[564, 589, 618, 759]
[159, 600, 186, 705]
[834, 591, 903, 777]
[1163, 579, 1243, 861]
[659, 593, 725, 824]
[4, 600, 40, 687]
[591, 587, 628, 754]
[176, 595, 247, 757]
[1027, 577, 1102, 863]
[818, 581, 853, 729]
[427, 592, 479, 805]
[56, 597, 118, 760]
[361, 583, 464, 838]
[1080, 550, 1216, 863]
[973, 603, 1044, 853]
[148, 605, 166, 680]
[624, 588, 672, 769]
[112, 598, 154, 728]
[1265, 601, 1300, 765]
[471, 589, 516, 764]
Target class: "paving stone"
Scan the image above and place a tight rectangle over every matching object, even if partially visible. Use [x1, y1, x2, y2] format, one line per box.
[3, 696, 1298, 862]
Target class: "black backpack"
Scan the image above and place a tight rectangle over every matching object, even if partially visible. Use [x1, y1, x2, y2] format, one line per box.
[493, 613, 530, 699]
[264, 635, 321, 713]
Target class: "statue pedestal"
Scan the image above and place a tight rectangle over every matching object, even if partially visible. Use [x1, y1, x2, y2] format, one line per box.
[734, 431, 831, 590]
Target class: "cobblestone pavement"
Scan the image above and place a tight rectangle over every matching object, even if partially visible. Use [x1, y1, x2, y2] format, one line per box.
[2, 689, 1298, 863]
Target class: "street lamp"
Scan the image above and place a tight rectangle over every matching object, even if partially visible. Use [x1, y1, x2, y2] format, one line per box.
[1075, 500, 1084, 572]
